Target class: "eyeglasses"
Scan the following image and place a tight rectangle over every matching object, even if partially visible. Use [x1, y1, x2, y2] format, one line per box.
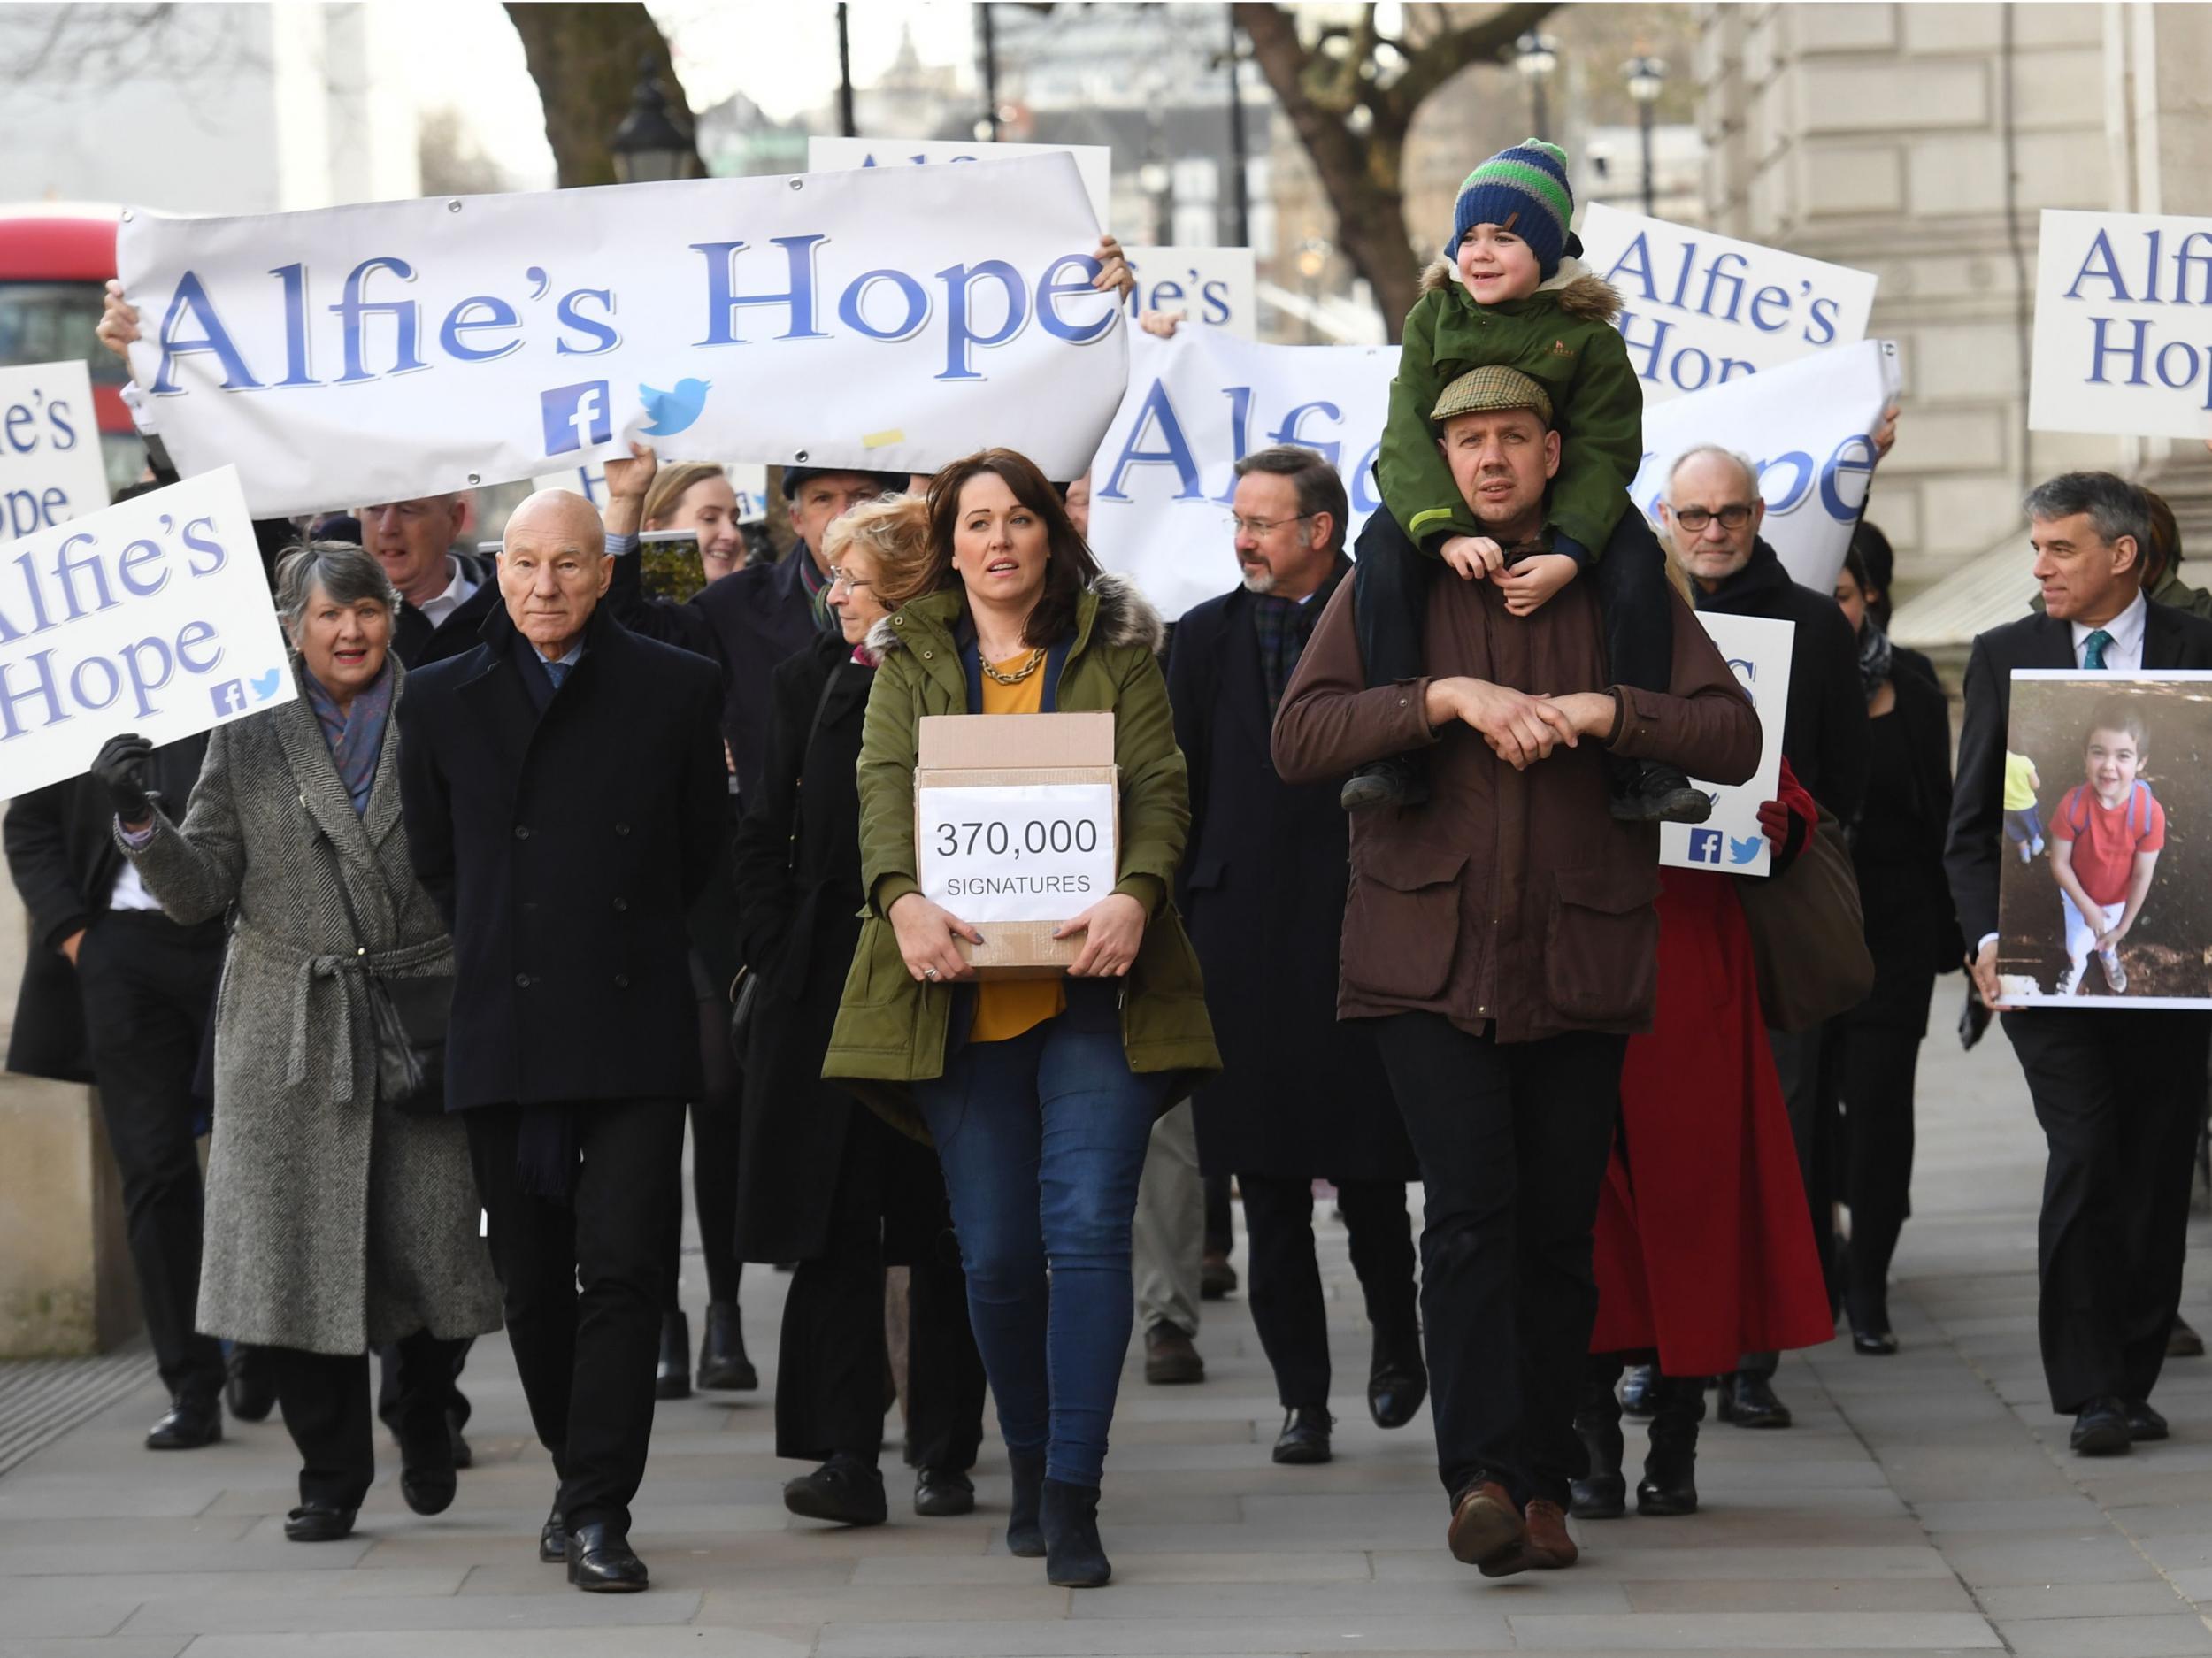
[826, 566, 872, 594]
[1670, 503, 1756, 533]
[1227, 511, 1316, 538]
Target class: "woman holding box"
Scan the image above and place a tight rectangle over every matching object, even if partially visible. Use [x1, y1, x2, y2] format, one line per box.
[824, 449, 1218, 1587]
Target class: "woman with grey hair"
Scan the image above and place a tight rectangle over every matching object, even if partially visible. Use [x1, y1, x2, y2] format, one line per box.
[88, 541, 502, 1544]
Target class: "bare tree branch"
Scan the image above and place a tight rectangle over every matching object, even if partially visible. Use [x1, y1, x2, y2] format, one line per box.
[503, 2, 701, 189]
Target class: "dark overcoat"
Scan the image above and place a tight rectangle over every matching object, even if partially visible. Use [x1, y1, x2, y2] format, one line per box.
[396, 603, 726, 1109]
[1166, 568, 1418, 1184]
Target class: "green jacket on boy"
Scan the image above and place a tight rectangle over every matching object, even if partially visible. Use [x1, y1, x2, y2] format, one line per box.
[1379, 257, 1640, 563]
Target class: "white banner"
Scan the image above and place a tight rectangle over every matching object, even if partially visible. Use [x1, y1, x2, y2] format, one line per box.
[1659, 612, 1793, 878]
[1088, 327, 1399, 622]
[1633, 340, 1901, 594]
[1120, 247, 1257, 339]
[809, 136, 1113, 228]
[2028, 209, 2212, 440]
[918, 782, 1118, 923]
[1578, 204, 1878, 404]
[1, 361, 111, 541]
[0, 466, 296, 801]
[118, 155, 1126, 518]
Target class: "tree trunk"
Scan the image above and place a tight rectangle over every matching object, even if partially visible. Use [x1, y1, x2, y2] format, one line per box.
[503, 3, 700, 189]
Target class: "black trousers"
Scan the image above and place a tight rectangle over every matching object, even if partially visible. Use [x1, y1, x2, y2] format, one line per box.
[465, 1097, 686, 1534]
[1353, 502, 1676, 695]
[73, 910, 226, 1404]
[1739, 1022, 1835, 1378]
[775, 1109, 987, 1470]
[2002, 1009, 2209, 1413]
[1203, 1173, 1234, 1261]
[1374, 1012, 1624, 1509]
[375, 1338, 472, 1435]
[1836, 1003, 1929, 1319]
[266, 1330, 472, 1509]
[1240, 1174, 1419, 1409]
[667, 993, 744, 1309]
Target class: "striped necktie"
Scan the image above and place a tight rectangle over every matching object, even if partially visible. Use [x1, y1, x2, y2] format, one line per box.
[2083, 629, 2113, 671]
[544, 658, 571, 690]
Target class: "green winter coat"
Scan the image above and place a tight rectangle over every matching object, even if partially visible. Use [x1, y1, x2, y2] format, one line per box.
[823, 573, 1220, 1138]
[1379, 257, 1640, 560]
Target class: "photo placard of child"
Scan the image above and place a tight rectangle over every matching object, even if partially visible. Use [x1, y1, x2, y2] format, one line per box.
[1995, 671, 2212, 1008]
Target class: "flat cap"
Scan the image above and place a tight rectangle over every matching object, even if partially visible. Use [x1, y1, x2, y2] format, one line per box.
[1430, 364, 1552, 427]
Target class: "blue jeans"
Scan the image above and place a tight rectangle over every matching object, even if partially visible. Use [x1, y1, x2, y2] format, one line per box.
[913, 1016, 1164, 1488]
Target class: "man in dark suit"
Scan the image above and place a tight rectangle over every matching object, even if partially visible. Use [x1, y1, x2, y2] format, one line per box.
[1946, 470, 2212, 1456]
[1167, 447, 1425, 1467]
[4, 736, 226, 1447]
[359, 495, 503, 670]
[1660, 443, 1872, 1431]
[398, 488, 726, 1592]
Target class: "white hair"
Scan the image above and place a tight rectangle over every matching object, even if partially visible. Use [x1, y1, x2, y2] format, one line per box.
[1663, 444, 1760, 499]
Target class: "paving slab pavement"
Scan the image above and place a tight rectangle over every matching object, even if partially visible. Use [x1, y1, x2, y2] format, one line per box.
[4, 1013, 2209, 1655]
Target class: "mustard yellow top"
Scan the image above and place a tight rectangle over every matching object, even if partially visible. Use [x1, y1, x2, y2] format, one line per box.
[966, 653, 1069, 1044]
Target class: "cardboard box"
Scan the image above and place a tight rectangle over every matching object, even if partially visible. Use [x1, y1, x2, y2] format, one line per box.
[915, 711, 1119, 979]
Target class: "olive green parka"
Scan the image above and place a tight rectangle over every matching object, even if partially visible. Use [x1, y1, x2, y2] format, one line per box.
[823, 573, 1220, 1133]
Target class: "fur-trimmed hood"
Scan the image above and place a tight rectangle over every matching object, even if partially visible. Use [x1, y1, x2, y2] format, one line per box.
[865, 570, 1165, 661]
[1419, 254, 1621, 323]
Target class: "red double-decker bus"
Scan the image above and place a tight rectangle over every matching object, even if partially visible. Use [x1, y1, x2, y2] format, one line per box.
[0, 203, 143, 495]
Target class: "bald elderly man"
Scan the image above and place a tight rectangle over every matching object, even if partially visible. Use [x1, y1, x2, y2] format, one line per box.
[399, 489, 726, 1593]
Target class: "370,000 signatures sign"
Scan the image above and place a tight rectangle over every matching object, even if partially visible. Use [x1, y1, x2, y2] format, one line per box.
[917, 783, 1118, 922]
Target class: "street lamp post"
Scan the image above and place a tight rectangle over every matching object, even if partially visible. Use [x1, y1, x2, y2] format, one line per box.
[1625, 56, 1667, 217]
[1514, 31, 1559, 142]
[1296, 236, 1330, 345]
[609, 56, 697, 184]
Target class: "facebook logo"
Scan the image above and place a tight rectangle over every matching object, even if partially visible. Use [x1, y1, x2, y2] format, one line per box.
[1686, 827, 1724, 864]
[209, 679, 247, 715]
[541, 381, 611, 455]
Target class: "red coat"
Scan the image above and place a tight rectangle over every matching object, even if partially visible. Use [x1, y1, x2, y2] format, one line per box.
[1589, 865, 1835, 1373]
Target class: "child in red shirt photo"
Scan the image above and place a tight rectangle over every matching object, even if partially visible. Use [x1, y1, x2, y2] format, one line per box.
[2050, 702, 2166, 996]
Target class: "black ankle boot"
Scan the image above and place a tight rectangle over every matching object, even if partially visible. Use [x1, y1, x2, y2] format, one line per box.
[655, 1309, 691, 1401]
[1570, 1370, 1627, 1520]
[1636, 1373, 1703, 1516]
[1040, 1478, 1110, 1586]
[1609, 757, 1711, 825]
[1340, 753, 1430, 813]
[1006, 1448, 1047, 1557]
[696, 1301, 759, 1390]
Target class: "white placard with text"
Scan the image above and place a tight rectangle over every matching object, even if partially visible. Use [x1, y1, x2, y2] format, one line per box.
[918, 782, 1118, 923]
[1658, 611, 1794, 879]
[0, 361, 111, 541]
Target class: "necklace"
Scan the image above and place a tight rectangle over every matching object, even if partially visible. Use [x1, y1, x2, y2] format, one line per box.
[980, 647, 1047, 686]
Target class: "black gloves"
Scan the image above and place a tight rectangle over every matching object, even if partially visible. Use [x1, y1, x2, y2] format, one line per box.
[90, 733, 155, 825]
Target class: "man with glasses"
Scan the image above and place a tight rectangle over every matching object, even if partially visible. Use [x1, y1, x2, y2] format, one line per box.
[1165, 446, 1425, 1465]
[1657, 444, 1870, 1432]
[359, 495, 503, 670]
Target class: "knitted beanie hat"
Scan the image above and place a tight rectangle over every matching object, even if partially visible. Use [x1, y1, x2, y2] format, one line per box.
[1447, 139, 1573, 278]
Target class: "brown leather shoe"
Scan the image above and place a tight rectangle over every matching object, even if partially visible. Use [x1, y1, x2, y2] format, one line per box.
[1143, 1322, 1205, 1385]
[1448, 1480, 1527, 1577]
[1519, 1498, 1578, 1570]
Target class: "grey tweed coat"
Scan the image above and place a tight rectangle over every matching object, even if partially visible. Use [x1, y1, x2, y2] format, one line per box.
[121, 657, 502, 1356]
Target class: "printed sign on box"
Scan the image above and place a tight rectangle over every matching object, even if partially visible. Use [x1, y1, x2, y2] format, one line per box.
[1577, 205, 1878, 404]
[1659, 611, 1793, 879]
[119, 155, 1125, 517]
[1119, 247, 1257, 339]
[808, 136, 1113, 229]
[0, 466, 296, 801]
[2028, 209, 2212, 440]
[1, 361, 111, 541]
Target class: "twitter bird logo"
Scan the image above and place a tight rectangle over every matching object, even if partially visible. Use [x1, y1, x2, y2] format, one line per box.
[640, 379, 710, 437]
[249, 668, 283, 703]
[1728, 834, 1765, 865]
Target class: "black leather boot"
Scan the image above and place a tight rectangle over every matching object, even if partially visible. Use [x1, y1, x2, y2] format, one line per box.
[1636, 1373, 1704, 1516]
[655, 1309, 691, 1401]
[696, 1301, 759, 1391]
[1571, 1367, 1626, 1520]
[1041, 1478, 1111, 1586]
[1340, 753, 1430, 813]
[1006, 1448, 1047, 1557]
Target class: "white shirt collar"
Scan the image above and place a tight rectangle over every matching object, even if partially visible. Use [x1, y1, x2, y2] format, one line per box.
[2071, 587, 2147, 668]
[417, 555, 478, 626]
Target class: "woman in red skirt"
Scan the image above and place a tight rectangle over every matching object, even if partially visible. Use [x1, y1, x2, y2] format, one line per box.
[1574, 756, 1837, 1518]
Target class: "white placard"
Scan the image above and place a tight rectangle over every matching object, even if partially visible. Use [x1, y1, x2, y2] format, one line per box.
[0, 361, 111, 541]
[808, 136, 1113, 230]
[1659, 612, 1794, 878]
[119, 155, 1125, 518]
[1633, 340, 1901, 595]
[0, 466, 296, 801]
[918, 782, 1117, 924]
[532, 460, 610, 510]
[2027, 209, 2212, 440]
[1578, 204, 1878, 405]
[1088, 327, 1399, 621]
[1120, 247, 1257, 339]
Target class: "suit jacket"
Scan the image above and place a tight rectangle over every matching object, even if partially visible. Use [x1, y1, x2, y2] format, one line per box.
[1946, 595, 2212, 952]
[397, 603, 727, 1109]
[603, 545, 823, 802]
[1167, 570, 1417, 1184]
[4, 734, 216, 1080]
[394, 574, 502, 671]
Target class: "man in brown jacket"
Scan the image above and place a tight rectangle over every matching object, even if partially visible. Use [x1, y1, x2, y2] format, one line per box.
[1273, 365, 1760, 1577]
